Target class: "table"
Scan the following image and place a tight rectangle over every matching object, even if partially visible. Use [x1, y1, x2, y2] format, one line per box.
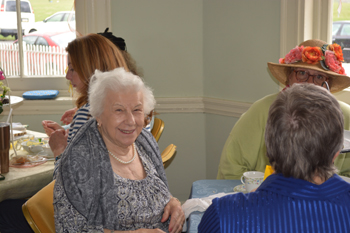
[0, 130, 54, 202]
[187, 179, 241, 233]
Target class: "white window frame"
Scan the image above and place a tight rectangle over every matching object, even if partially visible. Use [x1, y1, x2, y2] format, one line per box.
[2, 0, 111, 115]
[8, 0, 111, 91]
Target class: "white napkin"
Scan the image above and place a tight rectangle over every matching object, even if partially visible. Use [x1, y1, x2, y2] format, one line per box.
[181, 192, 237, 231]
[11, 122, 26, 131]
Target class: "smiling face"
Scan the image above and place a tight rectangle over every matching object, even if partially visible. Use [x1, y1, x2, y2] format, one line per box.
[96, 89, 144, 149]
[66, 55, 84, 93]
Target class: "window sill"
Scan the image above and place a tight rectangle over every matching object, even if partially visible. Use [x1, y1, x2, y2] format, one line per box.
[6, 76, 68, 91]
[1, 90, 75, 115]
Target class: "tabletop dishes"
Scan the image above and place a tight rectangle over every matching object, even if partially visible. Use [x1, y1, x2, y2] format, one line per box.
[20, 139, 53, 157]
[10, 155, 47, 168]
[233, 184, 247, 194]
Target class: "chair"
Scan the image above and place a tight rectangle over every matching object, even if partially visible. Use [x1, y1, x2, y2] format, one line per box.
[161, 144, 177, 167]
[151, 118, 164, 142]
[22, 180, 56, 233]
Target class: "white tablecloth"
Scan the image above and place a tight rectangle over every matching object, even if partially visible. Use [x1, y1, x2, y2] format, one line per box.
[0, 130, 54, 202]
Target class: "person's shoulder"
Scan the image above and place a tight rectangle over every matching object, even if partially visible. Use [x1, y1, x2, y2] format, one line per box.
[329, 174, 350, 190]
[67, 118, 97, 147]
[236, 93, 278, 123]
[251, 93, 279, 107]
[76, 103, 90, 113]
[338, 100, 350, 111]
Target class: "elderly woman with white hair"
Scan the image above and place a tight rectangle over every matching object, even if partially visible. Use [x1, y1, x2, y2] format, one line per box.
[54, 68, 184, 233]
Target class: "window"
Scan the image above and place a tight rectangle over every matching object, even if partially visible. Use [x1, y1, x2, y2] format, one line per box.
[5, 0, 30, 13]
[46, 13, 64, 22]
[22, 36, 37, 45]
[341, 24, 350, 36]
[36, 37, 48, 46]
[0, 1, 75, 80]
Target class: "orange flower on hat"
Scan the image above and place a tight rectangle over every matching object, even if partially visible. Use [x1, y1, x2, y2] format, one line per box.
[329, 43, 344, 62]
[302, 47, 323, 64]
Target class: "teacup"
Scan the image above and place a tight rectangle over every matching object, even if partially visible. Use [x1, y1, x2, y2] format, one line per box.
[241, 171, 264, 192]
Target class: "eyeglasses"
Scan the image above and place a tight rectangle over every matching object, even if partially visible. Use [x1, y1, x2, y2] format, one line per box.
[293, 70, 329, 86]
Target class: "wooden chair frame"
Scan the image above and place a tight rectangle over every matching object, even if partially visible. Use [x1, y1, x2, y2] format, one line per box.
[151, 118, 164, 142]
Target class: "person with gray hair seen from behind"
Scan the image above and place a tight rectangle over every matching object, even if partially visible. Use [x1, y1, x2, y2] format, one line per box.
[199, 83, 350, 233]
[54, 67, 184, 233]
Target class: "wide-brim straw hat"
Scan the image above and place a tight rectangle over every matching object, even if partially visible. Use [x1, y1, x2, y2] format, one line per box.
[268, 39, 350, 93]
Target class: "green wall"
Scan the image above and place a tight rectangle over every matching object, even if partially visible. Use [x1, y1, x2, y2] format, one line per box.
[111, 0, 281, 201]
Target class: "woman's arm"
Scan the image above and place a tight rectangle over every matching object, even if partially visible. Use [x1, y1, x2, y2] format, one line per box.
[61, 107, 78, 125]
[54, 171, 104, 232]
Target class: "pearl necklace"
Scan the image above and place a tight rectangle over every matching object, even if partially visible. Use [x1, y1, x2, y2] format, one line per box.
[108, 143, 136, 164]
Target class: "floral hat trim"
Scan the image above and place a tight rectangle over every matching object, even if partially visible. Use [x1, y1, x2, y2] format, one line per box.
[279, 43, 346, 75]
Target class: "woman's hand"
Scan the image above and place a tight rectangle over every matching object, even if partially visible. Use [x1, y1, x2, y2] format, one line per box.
[60, 108, 77, 125]
[161, 197, 185, 233]
[49, 129, 68, 157]
[42, 120, 64, 137]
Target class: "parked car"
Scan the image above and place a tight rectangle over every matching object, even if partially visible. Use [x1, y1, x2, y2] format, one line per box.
[27, 11, 75, 34]
[0, 0, 35, 38]
[332, 21, 350, 63]
[14, 30, 76, 48]
[11, 31, 75, 75]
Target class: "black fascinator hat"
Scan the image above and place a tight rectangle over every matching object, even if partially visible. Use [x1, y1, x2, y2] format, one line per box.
[98, 28, 127, 51]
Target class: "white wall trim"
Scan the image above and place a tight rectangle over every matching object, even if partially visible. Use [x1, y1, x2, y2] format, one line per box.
[2, 96, 252, 118]
[5, 91, 350, 117]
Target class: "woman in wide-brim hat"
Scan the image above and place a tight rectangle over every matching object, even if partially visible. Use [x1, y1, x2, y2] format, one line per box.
[217, 39, 350, 181]
[268, 39, 350, 93]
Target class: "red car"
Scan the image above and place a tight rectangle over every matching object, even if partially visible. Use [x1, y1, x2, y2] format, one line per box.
[14, 30, 76, 48]
[11, 31, 76, 75]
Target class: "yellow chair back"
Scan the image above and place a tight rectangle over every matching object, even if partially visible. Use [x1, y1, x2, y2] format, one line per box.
[161, 144, 177, 166]
[264, 165, 274, 180]
[22, 180, 56, 233]
[151, 118, 164, 142]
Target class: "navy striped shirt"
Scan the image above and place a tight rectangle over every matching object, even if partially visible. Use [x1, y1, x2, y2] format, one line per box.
[67, 103, 91, 144]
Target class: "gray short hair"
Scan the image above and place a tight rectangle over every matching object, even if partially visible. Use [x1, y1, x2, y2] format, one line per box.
[88, 67, 155, 118]
[265, 83, 344, 182]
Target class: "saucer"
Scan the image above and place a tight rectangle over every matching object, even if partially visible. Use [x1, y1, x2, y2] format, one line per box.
[233, 184, 247, 193]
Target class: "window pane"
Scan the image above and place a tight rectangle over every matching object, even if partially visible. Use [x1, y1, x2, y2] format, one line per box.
[5, 1, 16, 11]
[36, 37, 48, 46]
[5, 1, 30, 13]
[333, 1, 350, 74]
[341, 24, 350, 36]
[333, 23, 341, 35]
[23, 36, 37, 45]
[20, 2, 30, 13]
[46, 13, 63, 22]
[0, 0, 74, 78]
[50, 32, 76, 48]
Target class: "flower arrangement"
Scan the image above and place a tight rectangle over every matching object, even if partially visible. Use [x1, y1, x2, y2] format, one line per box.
[0, 68, 11, 114]
[279, 43, 346, 75]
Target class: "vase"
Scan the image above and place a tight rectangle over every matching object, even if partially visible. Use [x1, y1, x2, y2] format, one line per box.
[0, 122, 10, 173]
